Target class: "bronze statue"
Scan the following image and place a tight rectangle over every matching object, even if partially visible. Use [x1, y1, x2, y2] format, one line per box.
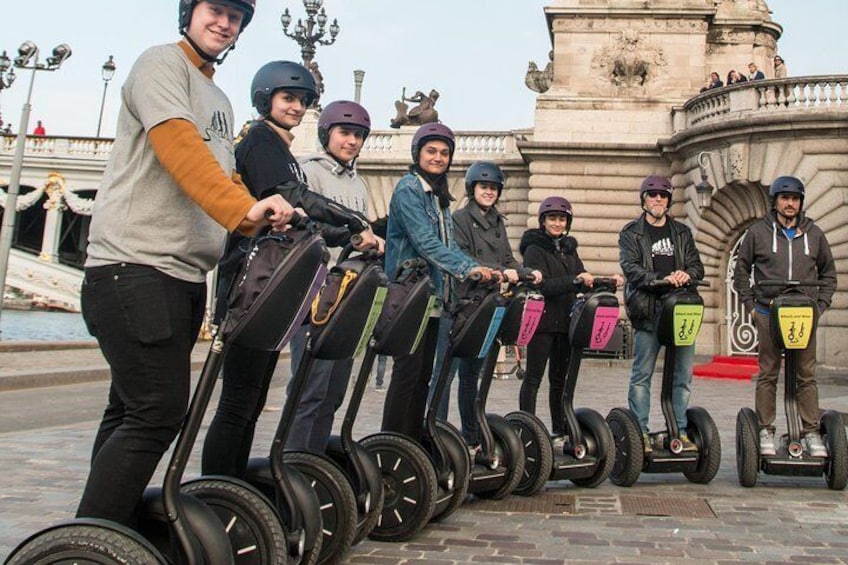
[525, 50, 554, 93]
[390, 88, 440, 128]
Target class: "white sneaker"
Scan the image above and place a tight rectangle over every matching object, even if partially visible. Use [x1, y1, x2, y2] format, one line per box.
[804, 432, 828, 457]
[759, 428, 776, 456]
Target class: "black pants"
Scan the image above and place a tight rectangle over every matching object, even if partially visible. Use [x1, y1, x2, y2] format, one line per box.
[76, 263, 205, 526]
[519, 332, 570, 437]
[202, 343, 279, 478]
[382, 317, 440, 442]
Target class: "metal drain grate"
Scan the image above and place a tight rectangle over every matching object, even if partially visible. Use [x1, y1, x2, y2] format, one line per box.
[619, 495, 716, 519]
[469, 493, 576, 514]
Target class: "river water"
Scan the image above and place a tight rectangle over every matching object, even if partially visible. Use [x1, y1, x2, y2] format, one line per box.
[0, 310, 95, 342]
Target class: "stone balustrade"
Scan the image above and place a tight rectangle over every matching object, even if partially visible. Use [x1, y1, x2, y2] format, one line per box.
[0, 135, 114, 160]
[672, 75, 848, 133]
[1, 129, 525, 163]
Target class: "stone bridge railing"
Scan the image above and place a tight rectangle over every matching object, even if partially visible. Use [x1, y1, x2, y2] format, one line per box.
[1, 129, 526, 163]
[672, 75, 848, 133]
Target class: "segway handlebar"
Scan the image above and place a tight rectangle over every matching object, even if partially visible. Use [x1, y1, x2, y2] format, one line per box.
[401, 257, 429, 271]
[759, 279, 826, 289]
[648, 278, 709, 289]
[572, 276, 620, 291]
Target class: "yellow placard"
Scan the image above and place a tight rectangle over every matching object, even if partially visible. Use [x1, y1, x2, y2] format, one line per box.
[777, 306, 814, 350]
[673, 304, 704, 346]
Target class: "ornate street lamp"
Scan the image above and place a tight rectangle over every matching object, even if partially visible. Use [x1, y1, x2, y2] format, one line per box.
[281, 0, 340, 67]
[0, 40, 72, 330]
[0, 51, 16, 92]
[280, 0, 340, 108]
[695, 151, 726, 209]
[96, 55, 117, 138]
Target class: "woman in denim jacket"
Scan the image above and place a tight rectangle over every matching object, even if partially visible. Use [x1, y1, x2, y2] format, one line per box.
[381, 123, 494, 441]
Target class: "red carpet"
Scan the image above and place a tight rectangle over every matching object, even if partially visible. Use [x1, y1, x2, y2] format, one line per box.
[693, 355, 758, 380]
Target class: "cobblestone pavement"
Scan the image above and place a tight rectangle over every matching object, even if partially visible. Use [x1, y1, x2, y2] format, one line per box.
[1, 349, 848, 563]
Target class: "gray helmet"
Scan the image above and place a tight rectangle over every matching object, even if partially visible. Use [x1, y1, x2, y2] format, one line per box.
[179, 0, 255, 33]
[317, 100, 371, 149]
[639, 174, 673, 204]
[538, 195, 573, 233]
[465, 161, 504, 198]
[411, 123, 455, 164]
[769, 175, 805, 209]
[250, 61, 317, 117]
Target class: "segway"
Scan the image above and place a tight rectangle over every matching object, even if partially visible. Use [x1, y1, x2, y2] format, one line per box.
[245, 246, 388, 565]
[359, 257, 441, 542]
[736, 279, 848, 490]
[458, 276, 543, 500]
[6, 220, 330, 564]
[607, 279, 722, 487]
[507, 278, 619, 495]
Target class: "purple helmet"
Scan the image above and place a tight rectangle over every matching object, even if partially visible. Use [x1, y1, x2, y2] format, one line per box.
[179, 0, 255, 33]
[411, 123, 455, 164]
[639, 174, 674, 203]
[538, 195, 573, 232]
[317, 100, 371, 149]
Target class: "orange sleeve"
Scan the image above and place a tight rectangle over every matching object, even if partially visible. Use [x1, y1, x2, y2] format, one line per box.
[148, 119, 257, 233]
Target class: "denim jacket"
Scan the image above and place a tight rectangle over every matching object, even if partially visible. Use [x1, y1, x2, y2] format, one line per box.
[385, 172, 477, 309]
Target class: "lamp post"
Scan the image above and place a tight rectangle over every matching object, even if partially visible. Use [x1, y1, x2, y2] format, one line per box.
[0, 51, 17, 128]
[281, 0, 339, 108]
[695, 151, 725, 209]
[0, 41, 72, 332]
[280, 0, 340, 69]
[95, 55, 116, 139]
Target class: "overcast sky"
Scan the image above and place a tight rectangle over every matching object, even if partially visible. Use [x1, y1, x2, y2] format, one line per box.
[0, 0, 845, 137]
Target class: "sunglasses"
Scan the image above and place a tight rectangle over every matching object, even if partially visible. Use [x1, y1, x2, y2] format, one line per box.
[645, 191, 669, 199]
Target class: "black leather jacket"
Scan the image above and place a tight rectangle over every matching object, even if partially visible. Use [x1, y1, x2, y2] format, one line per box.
[618, 214, 705, 331]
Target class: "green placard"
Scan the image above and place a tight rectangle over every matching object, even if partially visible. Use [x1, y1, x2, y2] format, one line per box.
[354, 287, 388, 358]
[673, 304, 704, 346]
[409, 296, 437, 354]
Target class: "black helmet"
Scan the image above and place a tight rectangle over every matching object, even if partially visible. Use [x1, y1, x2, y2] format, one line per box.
[179, 0, 256, 33]
[317, 100, 371, 149]
[250, 61, 317, 117]
[538, 196, 573, 233]
[639, 174, 673, 204]
[465, 161, 504, 198]
[411, 123, 455, 165]
[769, 175, 805, 208]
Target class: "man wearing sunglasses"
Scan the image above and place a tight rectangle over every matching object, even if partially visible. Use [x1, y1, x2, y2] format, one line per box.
[618, 175, 705, 454]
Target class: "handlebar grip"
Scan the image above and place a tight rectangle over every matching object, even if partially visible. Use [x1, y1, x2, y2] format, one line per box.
[401, 257, 428, 270]
[468, 272, 483, 282]
[350, 233, 363, 247]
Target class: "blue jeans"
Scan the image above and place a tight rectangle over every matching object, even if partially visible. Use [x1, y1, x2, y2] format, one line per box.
[455, 357, 484, 445]
[627, 328, 694, 434]
[288, 324, 354, 452]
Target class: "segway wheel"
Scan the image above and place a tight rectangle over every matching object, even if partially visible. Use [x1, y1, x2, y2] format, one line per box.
[6, 522, 165, 564]
[285, 451, 358, 565]
[606, 408, 644, 487]
[427, 420, 472, 522]
[570, 408, 615, 488]
[181, 477, 287, 565]
[735, 407, 760, 488]
[361, 433, 438, 542]
[505, 411, 553, 496]
[474, 415, 527, 500]
[682, 406, 722, 484]
[821, 410, 848, 490]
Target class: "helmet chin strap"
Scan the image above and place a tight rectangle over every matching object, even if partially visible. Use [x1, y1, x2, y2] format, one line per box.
[182, 31, 236, 65]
